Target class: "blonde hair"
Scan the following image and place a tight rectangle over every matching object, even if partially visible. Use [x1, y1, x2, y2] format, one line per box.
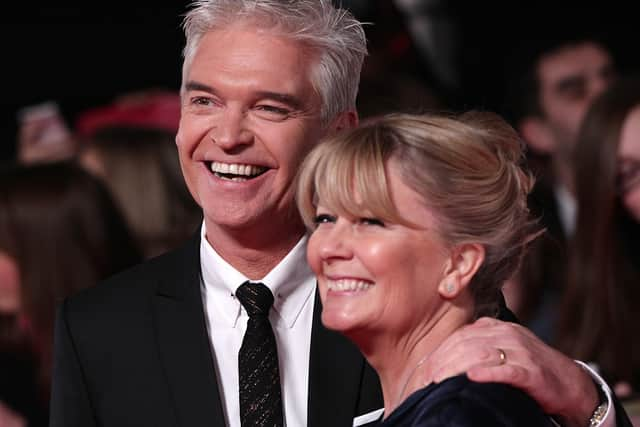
[297, 112, 539, 317]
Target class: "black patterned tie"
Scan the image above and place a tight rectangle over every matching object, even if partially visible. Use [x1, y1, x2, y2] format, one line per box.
[236, 281, 284, 427]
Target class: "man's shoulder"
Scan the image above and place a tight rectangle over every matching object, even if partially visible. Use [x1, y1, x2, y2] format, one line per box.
[64, 236, 200, 318]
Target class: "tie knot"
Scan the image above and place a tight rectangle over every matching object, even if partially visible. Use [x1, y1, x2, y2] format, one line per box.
[236, 281, 274, 317]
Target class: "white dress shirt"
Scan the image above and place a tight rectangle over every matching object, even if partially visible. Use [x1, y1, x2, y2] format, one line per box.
[199, 223, 316, 427]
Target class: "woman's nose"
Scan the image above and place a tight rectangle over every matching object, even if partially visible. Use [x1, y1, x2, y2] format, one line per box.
[317, 222, 353, 261]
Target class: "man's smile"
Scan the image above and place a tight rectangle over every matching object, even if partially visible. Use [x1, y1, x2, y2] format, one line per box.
[206, 161, 269, 181]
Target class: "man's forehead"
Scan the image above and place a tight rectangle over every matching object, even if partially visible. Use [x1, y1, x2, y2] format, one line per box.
[186, 28, 318, 96]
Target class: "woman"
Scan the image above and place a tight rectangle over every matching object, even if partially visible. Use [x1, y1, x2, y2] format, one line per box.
[78, 126, 201, 258]
[557, 77, 640, 400]
[296, 112, 550, 425]
[0, 161, 142, 425]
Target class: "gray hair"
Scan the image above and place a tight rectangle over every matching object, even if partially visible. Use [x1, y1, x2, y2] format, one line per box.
[181, 0, 368, 123]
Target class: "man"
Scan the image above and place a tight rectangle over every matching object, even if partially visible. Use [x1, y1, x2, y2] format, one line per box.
[50, 1, 629, 426]
[504, 36, 616, 342]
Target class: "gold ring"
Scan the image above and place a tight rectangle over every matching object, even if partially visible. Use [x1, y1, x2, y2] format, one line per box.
[498, 348, 507, 365]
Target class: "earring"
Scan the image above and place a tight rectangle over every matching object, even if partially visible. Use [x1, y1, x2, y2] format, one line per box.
[446, 282, 457, 294]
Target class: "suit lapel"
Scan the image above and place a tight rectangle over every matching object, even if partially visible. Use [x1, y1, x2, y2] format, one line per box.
[307, 289, 381, 427]
[152, 234, 226, 426]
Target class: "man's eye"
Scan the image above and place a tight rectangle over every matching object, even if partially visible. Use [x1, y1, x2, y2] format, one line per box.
[255, 105, 291, 118]
[191, 97, 214, 106]
[313, 214, 335, 225]
[360, 217, 385, 227]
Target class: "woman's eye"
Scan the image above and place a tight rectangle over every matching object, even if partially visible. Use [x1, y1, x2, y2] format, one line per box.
[360, 217, 385, 227]
[312, 214, 335, 226]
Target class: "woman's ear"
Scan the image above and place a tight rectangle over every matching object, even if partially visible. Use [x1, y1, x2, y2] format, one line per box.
[438, 243, 485, 299]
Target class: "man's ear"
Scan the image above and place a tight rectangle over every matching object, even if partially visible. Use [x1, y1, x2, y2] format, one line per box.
[328, 111, 358, 134]
[519, 116, 555, 155]
[438, 243, 485, 299]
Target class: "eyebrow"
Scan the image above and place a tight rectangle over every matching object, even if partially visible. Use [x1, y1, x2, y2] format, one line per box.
[184, 81, 217, 94]
[253, 91, 304, 110]
[184, 81, 304, 109]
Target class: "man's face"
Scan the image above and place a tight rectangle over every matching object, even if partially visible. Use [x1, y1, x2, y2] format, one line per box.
[176, 27, 328, 238]
[537, 42, 615, 158]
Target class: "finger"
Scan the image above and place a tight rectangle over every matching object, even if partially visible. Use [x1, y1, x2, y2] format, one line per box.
[429, 341, 506, 383]
[430, 336, 538, 384]
[428, 321, 500, 360]
[435, 317, 523, 353]
[466, 362, 530, 386]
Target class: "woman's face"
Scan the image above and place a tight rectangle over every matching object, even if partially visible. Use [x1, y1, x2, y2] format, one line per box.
[0, 251, 20, 314]
[307, 160, 451, 340]
[618, 106, 640, 221]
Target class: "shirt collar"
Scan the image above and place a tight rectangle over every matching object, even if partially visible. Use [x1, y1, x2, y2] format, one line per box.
[200, 222, 315, 328]
[554, 184, 577, 237]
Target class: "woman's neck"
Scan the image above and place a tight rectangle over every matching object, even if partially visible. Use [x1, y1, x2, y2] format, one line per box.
[358, 305, 471, 418]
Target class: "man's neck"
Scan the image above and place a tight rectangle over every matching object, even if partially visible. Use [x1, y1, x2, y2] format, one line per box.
[203, 218, 307, 280]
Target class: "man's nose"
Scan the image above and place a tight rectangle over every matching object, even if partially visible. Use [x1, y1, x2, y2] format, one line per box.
[209, 108, 252, 150]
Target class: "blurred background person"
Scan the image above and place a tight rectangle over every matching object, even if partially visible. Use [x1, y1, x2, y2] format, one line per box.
[0, 162, 142, 426]
[75, 90, 202, 258]
[15, 101, 77, 166]
[343, 0, 456, 117]
[78, 126, 201, 258]
[500, 32, 617, 342]
[556, 77, 640, 413]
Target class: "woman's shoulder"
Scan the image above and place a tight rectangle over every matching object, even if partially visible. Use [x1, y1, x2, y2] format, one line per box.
[381, 374, 554, 427]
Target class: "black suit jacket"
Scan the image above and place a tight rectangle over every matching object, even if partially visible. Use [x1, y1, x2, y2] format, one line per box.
[49, 233, 381, 427]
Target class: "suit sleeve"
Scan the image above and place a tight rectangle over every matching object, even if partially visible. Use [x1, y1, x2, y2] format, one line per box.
[49, 300, 97, 427]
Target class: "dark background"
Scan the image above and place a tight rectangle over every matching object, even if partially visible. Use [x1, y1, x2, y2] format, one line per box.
[1, 1, 638, 162]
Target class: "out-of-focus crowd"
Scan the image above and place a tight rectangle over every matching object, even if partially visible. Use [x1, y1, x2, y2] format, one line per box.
[1, 1, 639, 425]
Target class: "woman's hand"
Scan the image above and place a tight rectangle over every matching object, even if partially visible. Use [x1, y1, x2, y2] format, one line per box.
[422, 317, 599, 427]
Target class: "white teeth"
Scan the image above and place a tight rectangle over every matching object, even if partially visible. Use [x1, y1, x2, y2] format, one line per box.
[210, 161, 267, 177]
[326, 279, 373, 292]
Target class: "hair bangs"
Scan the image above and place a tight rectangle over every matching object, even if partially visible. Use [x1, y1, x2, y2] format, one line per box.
[308, 129, 401, 228]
